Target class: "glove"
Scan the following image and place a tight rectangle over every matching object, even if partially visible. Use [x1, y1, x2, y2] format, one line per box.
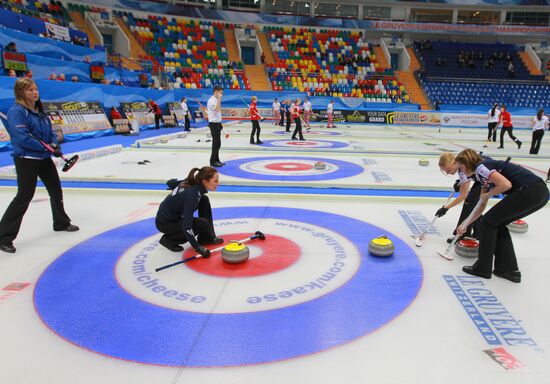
[49, 143, 62, 158]
[196, 245, 211, 258]
[435, 206, 448, 218]
[453, 179, 461, 192]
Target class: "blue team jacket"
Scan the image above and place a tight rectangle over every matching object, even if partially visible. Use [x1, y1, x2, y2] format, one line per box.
[6, 103, 57, 159]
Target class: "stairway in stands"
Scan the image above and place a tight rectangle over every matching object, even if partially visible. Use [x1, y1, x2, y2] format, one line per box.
[395, 48, 431, 110]
[69, 11, 100, 48]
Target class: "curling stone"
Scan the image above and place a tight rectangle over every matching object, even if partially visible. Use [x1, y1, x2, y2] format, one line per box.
[368, 235, 395, 257]
[418, 158, 429, 166]
[160, 138, 168, 143]
[314, 161, 326, 170]
[145, 140, 154, 145]
[221, 242, 250, 264]
[507, 219, 528, 233]
[454, 237, 479, 258]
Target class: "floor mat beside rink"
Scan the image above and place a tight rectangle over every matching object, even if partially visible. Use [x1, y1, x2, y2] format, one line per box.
[0, 189, 549, 383]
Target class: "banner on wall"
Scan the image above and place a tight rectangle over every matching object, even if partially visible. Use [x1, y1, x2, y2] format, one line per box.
[386, 111, 441, 125]
[45, 22, 70, 42]
[440, 113, 533, 129]
[120, 101, 155, 128]
[43, 101, 112, 136]
[310, 109, 390, 124]
[367, 21, 550, 36]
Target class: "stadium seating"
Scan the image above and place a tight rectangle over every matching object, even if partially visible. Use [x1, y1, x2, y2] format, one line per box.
[416, 41, 550, 108]
[265, 26, 408, 103]
[422, 80, 550, 108]
[115, 11, 250, 90]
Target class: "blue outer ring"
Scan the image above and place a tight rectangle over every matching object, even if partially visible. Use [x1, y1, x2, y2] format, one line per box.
[220, 156, 364, 181]
[260, 139, 348, 148]
[34, 207, 423, 367]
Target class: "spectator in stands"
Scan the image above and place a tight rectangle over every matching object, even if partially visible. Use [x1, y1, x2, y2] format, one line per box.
[48, 73, 57, 80]
[5, 42, 17, 52]
[101, 79, 111, 85]
[8, 69, 17, 78]
[477, 51, 484, 60]
[71, 75, 79, 82]
[260, 51, 266, 64]
[110, 106, 122, 121]
[0, 78, 79, 254]
[467, 58, 476, 69]
[25, 70, 33, 79]
[436, 57, 446, 67]
[57, 74, 65, 81]
[148, 99, 162, 130]
[84, 56, 91, 64]
[529, 108, 549, 155]
[507, 62, 515, 78]
[484, 58, 495, 70]
[113, 79, 123, 86]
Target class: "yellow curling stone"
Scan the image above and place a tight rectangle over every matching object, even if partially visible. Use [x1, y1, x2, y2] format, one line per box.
[221, 242, 250, 264]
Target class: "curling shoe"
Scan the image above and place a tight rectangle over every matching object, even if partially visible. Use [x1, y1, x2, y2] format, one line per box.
[159, 237, 183, 252]
[0, 243, 16, 253]
[462, 265, 492, 279]
[493, 270, 521, 283]
[55, 224, 80, 232]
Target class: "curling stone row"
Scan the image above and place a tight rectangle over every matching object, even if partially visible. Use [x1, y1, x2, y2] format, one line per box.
[418, 158, 429, 166]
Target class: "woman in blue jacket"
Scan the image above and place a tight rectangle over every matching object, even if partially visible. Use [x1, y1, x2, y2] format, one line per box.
[0, 78, 78, 254]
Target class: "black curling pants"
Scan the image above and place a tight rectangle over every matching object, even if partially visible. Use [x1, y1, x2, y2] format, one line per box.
[292, 117, 304, 140]
[453, 181, 482, 239]
[472, 181, 548, 275]
[500, 125, 519, 147]
[285, 111, 291, 132]
[529, 129, 544, 154]
[208, 122, 223, 165]
[487, 122, 497, 142]
[0, 157, 71, 245]
[155, 195, 216, 245]
[250, 120, 261, 143]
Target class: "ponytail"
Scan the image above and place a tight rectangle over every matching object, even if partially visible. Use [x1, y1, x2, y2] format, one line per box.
[184, 166, 217, 187]
[490, 103, 498, 117]
[536, 108, 544, 121]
